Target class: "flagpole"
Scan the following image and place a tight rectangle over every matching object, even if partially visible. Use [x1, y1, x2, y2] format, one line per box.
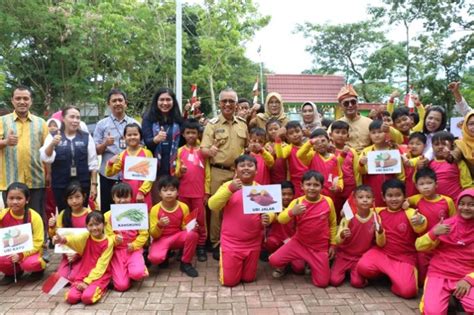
[258, 47, 264, 105]
[176, 0, 183, 111]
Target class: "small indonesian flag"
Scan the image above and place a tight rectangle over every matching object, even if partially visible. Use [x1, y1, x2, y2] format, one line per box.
[184, 209, 198, 232]
[42, 272, 69, 295]
[252, 76, 259, 103]
[341, 192, 357, 220]
[191, 84, 197, 104]
[404, 86, 415, 113]
[327, 164, 339, 187]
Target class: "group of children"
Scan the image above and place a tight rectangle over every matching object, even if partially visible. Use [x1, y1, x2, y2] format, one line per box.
[0, 103, 473, 314]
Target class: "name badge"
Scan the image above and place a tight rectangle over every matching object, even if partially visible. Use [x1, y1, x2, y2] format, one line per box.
[70, 166, 77, 177]
[119, 138, 126, 149]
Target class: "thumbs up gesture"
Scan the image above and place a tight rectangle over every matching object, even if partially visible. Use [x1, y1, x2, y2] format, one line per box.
[153, 127, 167, 144]
[209, 138, 220, 157]
[291, 199, 306, 216]
[433, 217, 451, 236]
[6, 129, 18, 146]
[410, 209, 425, 226]
[105, 132, 115, 146]
[52, 130, 62, 146]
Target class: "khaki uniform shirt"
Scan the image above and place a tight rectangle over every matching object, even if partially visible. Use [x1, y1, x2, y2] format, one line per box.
[338, 115, 372, 152]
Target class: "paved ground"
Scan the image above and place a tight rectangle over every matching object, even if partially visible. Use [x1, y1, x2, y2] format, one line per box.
[0, 250, 423, 315]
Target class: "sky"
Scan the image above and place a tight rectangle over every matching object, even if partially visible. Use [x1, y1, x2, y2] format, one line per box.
[244, 0, 422, 74]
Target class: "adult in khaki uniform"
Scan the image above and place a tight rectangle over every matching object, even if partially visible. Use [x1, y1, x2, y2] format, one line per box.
[201, 88, 248, 260]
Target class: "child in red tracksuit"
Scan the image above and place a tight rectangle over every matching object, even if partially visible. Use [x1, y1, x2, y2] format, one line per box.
[148, 176, 199, 277]
[247, 127, 274, 185]
[402, 132, 428, 197]
[53, 211, 114, 305]
[208, 154, 273, 287]
[297, 128, 343, 203]
[330, 185, 375, 288]
[356, 179, 427, 298]
[265, 118, 287, 185]
[0, 183, 46, 285]
[48, 182, 91, 281]
[265, 181, 304, 279]
[416, 188, 474, 315]
[428, 131, 472, 201]
[269, 170, 337, 288]
[407, 167, 456, 287]
[275, 121, 307, 197]
[176, 119, 210, 262]
[104, 183, 149, 291]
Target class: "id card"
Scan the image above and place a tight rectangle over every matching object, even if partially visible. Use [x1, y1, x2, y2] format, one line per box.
[70, 166, 77, 177]
[119, 138, 126, 149]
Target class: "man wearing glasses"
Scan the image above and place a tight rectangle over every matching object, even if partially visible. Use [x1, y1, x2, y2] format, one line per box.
[336, 85, 372, 152]
[201, 88, 248, 260]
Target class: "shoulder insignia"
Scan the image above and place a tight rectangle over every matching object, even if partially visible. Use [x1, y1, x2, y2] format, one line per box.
[209, 117, 219, 124]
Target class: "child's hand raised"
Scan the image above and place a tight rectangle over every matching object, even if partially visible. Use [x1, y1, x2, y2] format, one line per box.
[52, 234, 66, 245]
[48, 213, 57, 228]
[359, 155, 368, 165]
[158, 216, 170, 227]
[136, 192, 145, 203]
[291, 200, 306, 216]
[229, 176, 243, 192]
[410, 209, 425, 226]
[261, 213, 271, 226]
[373, 212, 383, 233]
[416, 156, 429, 169]
[433, 217, 451, 236]
[277, 127, 287, 139]
[108, 154, 120, 165]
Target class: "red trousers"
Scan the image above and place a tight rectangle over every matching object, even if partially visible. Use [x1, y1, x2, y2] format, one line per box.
[148, 230, 199, 265]
[417, 252, 433, 288]
[357, 248, 418, 298]
[110, 248, 148, 292]
[57, 255, 81, 281]
[269, 238, 330, 287]
[0, 253, 45, 276]
[66, 276, 110, 305]
[179, 196, 207, 246]
[421, 276, 474, 314]
[220, 248, 260, 287]
[330, 253, 366, 288]
[264, 236, 305, 274]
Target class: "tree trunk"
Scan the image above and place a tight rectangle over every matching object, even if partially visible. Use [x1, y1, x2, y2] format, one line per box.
[209, 74, 217, 117]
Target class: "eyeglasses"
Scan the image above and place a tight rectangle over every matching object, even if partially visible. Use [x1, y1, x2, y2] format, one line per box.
[342, 99, 357, 107]
[220, 99, 236, 105]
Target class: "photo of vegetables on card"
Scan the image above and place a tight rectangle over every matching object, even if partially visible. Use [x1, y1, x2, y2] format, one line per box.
[111, 203, 149, 231]
[124, 156, 158, 181]
[0, 223, 34, 256]
[242, 185, 283, 214]
[54, 228, 88, 254]
[367, 150, 402, 174]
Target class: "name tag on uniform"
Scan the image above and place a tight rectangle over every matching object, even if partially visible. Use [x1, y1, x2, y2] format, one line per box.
[119, 138, 126, 149]
[70, 166, 77, 177]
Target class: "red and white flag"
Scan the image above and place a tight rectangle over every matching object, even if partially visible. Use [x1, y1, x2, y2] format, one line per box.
[404, 86, 415, 113]
[191, 84, 197, 104]
[42, 272, 69, 295]
[184, 209, 198, 232]
[341, 192, 357, 220]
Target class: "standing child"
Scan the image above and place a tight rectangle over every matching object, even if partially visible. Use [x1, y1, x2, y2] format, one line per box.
[275, 121, 307, 196]
[356, 179, 427, 298]
[247, 127, 274, 185]
[105, 123, 153, 208]
[429, 131, 472, 201]
[48, 182, 91, 280]
[148, 176, 199, 277]
[391, 107, 413, 144]
[176, 119, 210, 262]
[265, 118, 287, 185]
[407, 167, 456, 286]
[208, 155, 273, 287]
[269, 170, 337, 288]
[104, 183, 149, 291]
[330, 121, 361, 213]
[297, 128, 343, 202]
[330, 185, 375, 288]
[359, 120, 405, 206]
[403, 132, 428, 197]
[45, 118, 61, 223]
[416, 188, 474, 315]
[53, 211, 114, 305]
[0, 183, 46, 285]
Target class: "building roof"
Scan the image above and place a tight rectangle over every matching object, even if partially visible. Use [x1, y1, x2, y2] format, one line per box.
[266, 74, 345, 104]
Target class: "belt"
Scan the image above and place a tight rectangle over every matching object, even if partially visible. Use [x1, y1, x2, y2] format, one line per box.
[210, 163, 234, 171]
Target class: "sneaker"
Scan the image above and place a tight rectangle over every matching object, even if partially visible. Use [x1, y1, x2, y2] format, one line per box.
[0, 275, 15, 286]
[175, 249, 183, 262]
[196, 246, 207, 262]
[272, 268, 287, 279]
[212, 246, 220, 261]
[28, 270, 45, 282]
[180, 262, 198, 277]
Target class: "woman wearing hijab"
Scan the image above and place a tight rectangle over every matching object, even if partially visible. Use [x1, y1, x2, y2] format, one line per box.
[416, 188, 474, 314]
[249, 92, 288, 130]
[454, 111, 474, 177]
[300, 101, 322, 138]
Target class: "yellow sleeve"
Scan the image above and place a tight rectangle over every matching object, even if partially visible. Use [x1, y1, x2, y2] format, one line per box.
[105, 151, 124, 177]
[275, 141, 291, 159]
[175, 147, 184, 177]
[405, 208, 428, 234]
[296, 141, 314, 166]
[277, 198, 302, 224]
[407, 194, 422, 208]
[396, 161, 406, 182]
[445, 196, 457, 217]
[23, 210, 45, 258]
[204, 158, 211, 194]
[351, 148, 362, 186]
[83, 236, 114, 284]
[131, 229, 149, 250]
[389, 127, 404, 144]
[103, 212, 115, 239]
[458, 160, 473, 189]
[138, 149, 154, 194]
[180, 202, 190, 230]
[335, 218, 350, 245]
[208, 181, 233, 212]
[336, 159, 344, 191]
[415, 232, 440, 252]
[261, 149, 275, 168]
[375, 208, 386, 247]
[326, 197, 338, 246]
[48, 210, 65, 238]
[358, 148, 369, 175]
[149, 204, 163, 239]
[64, 232, 90, 255]
[409, 156, 422, 168]
[387, 100, 394, 114]
[412, 104, 425, 132]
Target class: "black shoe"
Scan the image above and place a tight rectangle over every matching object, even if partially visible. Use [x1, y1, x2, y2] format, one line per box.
[212, 246, 220, 261]
[259, 249, 269, 262]
[0, 275, 15, 285]
[176, 249, 183, 262]
[159, 258, 169, 269]
[196, 246, 207, 262]
[28, 270, 44, 281]
[180, 262, 198, 277]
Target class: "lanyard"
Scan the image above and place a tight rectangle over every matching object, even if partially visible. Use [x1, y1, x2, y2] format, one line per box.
[110, 116, 126, 137]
